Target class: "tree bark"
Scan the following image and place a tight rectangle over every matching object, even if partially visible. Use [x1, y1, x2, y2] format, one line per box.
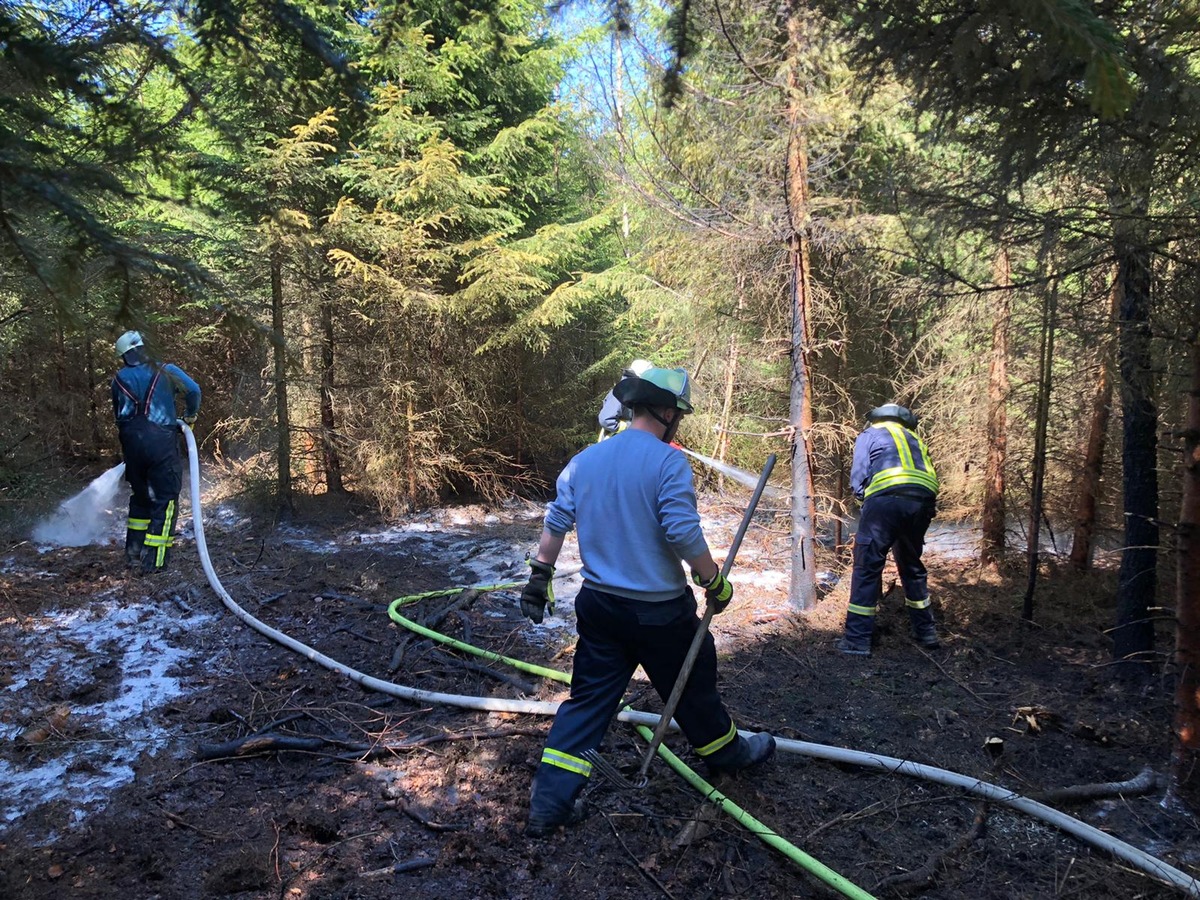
[785, 7, 818, 611]
[1070, 271, 1118, 571]
[1022, 272, 1057, 621]
[1172, 296, 1200, 809]
[318, 292, 345, 494]
[1111, 220, 1158, 670]
[981, 249, 1010, 566]
[271, 252, 293, 512]
[715, 287, 742, 492]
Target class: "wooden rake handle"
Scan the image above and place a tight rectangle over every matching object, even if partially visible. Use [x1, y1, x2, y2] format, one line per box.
[636, 453, 777, 783]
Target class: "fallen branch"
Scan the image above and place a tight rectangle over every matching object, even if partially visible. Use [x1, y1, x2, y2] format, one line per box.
[872, 801, 988, 894]
[1027, 765, 1162, 805]
[431, 647, 537, 695]
[375, 798, 466, 832]
[196, 726, 545, 762]
[424, 588, 482, 631]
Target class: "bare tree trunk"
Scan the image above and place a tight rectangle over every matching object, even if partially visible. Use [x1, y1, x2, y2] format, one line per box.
[271, 252, 293, 513]
[1112, 215, 1158, 671]
[715, 288, 742, 492]
[1173, 295, 1200, 809]
[785, 8, 818, 611]
[318, 293, 345, 494]
[1070, 271, 1118, 571]
[981, 249, 1011, 566]
[1022, 273, 1057, 621]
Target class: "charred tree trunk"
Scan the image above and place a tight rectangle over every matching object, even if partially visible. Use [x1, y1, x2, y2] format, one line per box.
[318, 293, 345, 494]
[981, 249, 1011, 567]
[1070, 273, 1119, 571]
[1173, 297, 1200, 809]
[1022, 273, 1057, 621]
[270, 252, 293, 513]
[785, 8, 818, 611]
[1112, 224, 1158, 671]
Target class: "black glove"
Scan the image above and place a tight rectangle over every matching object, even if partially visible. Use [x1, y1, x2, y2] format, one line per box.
[692, 570, 734, 614]
[521, 559, 555, 624]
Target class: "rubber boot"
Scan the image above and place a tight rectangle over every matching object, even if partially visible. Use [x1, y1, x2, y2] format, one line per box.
[141, 538, 172, 574]
[124, 530, 146, 570]
[909, 603, 939, 649]
[525, 798, 586, 838]
[839, 611, 874, 656]
[705, 732, 776, 777]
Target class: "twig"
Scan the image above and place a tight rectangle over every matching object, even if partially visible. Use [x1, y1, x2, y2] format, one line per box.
[606, 814, 677, 899]
[359, 856, 436, 878]
[333, 626, 381, 645]
[918, 645, 991, 708]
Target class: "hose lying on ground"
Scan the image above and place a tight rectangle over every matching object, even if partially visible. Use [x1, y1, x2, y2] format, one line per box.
[180, 424, 1200, 899]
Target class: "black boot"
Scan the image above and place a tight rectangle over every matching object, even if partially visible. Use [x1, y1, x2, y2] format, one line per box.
[124, 530, 146, 569]
[705, 732, 776, 777]
[525, 798, 586, 838]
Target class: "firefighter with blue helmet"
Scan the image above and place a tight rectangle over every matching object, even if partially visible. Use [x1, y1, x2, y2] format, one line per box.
[521, 366, 775, 836]
[111, 331, 201, 574]
[839, 403, 940, 656]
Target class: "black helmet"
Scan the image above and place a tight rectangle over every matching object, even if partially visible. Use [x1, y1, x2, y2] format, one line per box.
[868, 403, 917, 430]
[613, 367, 693, 413]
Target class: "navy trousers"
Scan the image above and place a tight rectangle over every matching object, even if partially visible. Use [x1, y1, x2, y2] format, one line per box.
[845, 492, 937, 644]
[529, 586, 742, 824]
[119, 418, 183, 570]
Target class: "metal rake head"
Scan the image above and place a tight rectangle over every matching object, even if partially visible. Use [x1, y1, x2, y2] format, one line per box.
[582, 748, 648, 790]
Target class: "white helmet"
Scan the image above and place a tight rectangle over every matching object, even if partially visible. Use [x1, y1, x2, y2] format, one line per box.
[625, 358, 653, 377]
[115, 331, 144, 357]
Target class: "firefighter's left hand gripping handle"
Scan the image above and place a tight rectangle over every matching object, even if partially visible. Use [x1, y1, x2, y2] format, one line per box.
[521, 559, 555, 624]
[692, 570, 734, 613]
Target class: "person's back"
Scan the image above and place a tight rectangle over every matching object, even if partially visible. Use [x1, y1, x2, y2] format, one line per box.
[113, 361, 200, 430]
[550, 429, 706, 603]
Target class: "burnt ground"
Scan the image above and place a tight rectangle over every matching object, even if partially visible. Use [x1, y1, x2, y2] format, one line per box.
[0, 488, 1197, 900]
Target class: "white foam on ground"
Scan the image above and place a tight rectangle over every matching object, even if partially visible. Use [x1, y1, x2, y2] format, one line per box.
[0, 595, 212, 829]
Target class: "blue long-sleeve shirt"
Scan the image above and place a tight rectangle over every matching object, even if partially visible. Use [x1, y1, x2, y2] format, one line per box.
[544, 428, 709, 602]
[850, 423, 938, 501]
[112, 361, 201, 430]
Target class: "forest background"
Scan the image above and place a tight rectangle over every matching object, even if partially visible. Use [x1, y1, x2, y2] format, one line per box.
[1, 0, 1199, 804]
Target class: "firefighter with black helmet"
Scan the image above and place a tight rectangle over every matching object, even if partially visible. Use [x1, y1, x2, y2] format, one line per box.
[839, 403, 940, 656]
[111, 331, 201, 574]
[520, 366, 776, 836]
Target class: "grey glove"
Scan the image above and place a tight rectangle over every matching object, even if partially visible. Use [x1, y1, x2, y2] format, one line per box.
[520, 559, 555, 624]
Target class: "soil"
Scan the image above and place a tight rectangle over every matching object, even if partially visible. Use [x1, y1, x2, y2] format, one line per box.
[1, 488, 1197, 900]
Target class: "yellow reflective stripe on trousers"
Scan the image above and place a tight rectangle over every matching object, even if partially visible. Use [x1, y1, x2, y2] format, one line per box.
[864, 422, 939, 498]
[695, 720, 738, 757]
[848, 603, 878, 616]
[541, 748, 593, 777]
[905, 597, 931, 609]
[127, 518, 150, 531]
[144, 500, 176, 568]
